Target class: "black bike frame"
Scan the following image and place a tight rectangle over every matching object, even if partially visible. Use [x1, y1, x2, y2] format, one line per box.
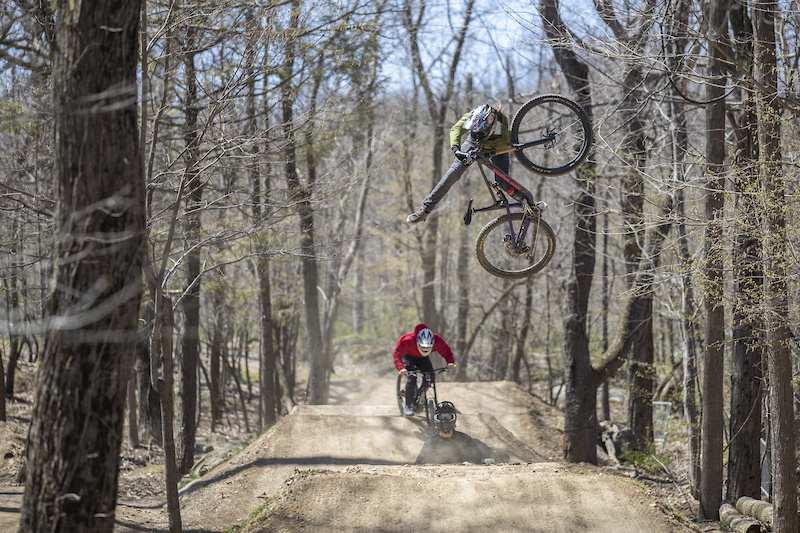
[411, 371, 437, 404]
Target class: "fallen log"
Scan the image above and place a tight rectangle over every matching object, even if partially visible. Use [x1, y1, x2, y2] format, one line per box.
[720, 501, 763, 533]
[735, 496, 773, 529]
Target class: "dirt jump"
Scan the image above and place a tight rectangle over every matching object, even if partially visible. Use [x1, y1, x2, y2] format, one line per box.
[0, 376, 700, 532]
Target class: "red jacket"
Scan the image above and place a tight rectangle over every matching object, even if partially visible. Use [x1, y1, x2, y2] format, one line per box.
[393, 323, 454, 371]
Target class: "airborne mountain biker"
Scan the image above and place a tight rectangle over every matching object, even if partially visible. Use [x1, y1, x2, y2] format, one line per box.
[407, 104, 511, 225]
[393, 324, 455, 416]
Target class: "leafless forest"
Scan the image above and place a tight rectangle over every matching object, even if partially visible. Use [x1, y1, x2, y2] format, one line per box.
[1, 0, 800, 531]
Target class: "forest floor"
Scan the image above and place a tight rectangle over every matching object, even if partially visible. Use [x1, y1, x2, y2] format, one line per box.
[0, 366, 713, 532]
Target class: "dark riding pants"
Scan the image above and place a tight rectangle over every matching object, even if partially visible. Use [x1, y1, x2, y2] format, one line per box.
[422, 136, 510, 214]
[402, 355, 434, 408]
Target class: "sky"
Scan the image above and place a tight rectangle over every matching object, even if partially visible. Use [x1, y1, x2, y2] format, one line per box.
[379, 0, 601, 101]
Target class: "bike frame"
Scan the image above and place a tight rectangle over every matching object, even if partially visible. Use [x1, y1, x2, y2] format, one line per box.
[401, 368, 448, 426]
[464, 145, 544, 255]
[409, 370, 438, 407]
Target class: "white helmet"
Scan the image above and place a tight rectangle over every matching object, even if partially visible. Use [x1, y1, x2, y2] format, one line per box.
[416, 328, 434, 355]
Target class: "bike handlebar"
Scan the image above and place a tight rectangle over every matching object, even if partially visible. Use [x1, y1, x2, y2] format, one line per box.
[400, 366, 452, 376]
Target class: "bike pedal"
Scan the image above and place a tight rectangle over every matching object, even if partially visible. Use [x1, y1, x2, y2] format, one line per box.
[463, 199, 473, 226]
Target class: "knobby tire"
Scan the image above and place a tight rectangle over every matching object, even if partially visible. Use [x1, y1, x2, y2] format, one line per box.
[396, 374, 405, 415]
[426, 399, 436, 427]
[475, 212, 556, 279]
[511, 94, 592, 176]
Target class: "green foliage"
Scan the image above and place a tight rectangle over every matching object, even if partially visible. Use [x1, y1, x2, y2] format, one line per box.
[225, 470, 318, 532]
[223, 496, 274, 533]
[0, 99, 38, 135]
[619, 445, 666, 477]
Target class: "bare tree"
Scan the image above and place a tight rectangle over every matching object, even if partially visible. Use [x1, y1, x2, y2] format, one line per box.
[249, 21, 278, 426]
[538, 0, 598, 463]
[19, 1, 145, 531]
[402, 0, 475, 332]
[699, 0, 729, 519]
[279, 0, 329, 404]
[177, 9, 203, 475]
[587, 0, 660, 445]
[756, 0, 799, 527]
[664, 0, 701, 498]
[727, 0, 763, 502]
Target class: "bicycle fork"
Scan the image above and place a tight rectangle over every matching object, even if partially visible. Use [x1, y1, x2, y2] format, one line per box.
[464, 161, 548, 255]
[506, 200, 546, 256]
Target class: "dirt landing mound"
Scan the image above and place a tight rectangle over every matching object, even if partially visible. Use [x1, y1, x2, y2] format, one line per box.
[171, 404, 545, 532]
[255, 464, 693, 533]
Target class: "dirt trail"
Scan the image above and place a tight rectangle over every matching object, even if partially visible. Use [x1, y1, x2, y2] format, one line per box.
[0, 376, 700, 532]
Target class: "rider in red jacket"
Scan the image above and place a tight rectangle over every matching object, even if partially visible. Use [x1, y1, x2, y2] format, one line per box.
[393, 324, 455, 416]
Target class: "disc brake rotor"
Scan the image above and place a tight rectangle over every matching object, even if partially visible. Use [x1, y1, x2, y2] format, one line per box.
[503, 233, 531, 257]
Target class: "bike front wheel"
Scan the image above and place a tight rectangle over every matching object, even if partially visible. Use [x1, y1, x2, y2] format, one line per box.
[511, 94, 592, 176]
[426, 399, 435, 428]
[475, 212, 556, 279]
[396, 374, 406, 415]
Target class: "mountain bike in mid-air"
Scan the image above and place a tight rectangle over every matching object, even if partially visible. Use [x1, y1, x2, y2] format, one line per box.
[396, 367, 448, 427]
[463, 94, 592, 279]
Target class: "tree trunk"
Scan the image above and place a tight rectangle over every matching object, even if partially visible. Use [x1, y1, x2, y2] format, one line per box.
[281, 0, 326, 405]
[626, 295, 653, 445]
[700, 0, 730, 518]
[136, 332, 162, 445]
[177, 20, 201, 476]
[599, 210, 610, 422]
[403, 0, 474, 333]
[353, 260, 365, 335]
[455, 201, 471, 381]
[756, 0, 799, 527]
[5, 318, 20, 400]
[210, 313, 223, 429]
[127, 376, 139, 448]
[318, 42, 379, 375]
[728, 2, 762, 501]
[599, 0, 656, 448]
[151, 294, 181, 532]
[493, 293, 513, 380]
[455, 77, 473, 382]
[251, 36, 277, 427]
[512, 277, 533, 384]
[257, 259, 277, 424]
[665, 0, 700, 497]
[20, 2, 145, 530]
[0, 349, 5, 422]
[539, 0, 597, 463]
[5, 220, 22, 402]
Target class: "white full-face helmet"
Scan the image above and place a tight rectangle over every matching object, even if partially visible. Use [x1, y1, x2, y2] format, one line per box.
[416, 328, 434, 356]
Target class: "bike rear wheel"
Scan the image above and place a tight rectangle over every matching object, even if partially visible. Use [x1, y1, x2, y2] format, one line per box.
[511, 94, 591, 176]
[475, 212, 556, 279]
